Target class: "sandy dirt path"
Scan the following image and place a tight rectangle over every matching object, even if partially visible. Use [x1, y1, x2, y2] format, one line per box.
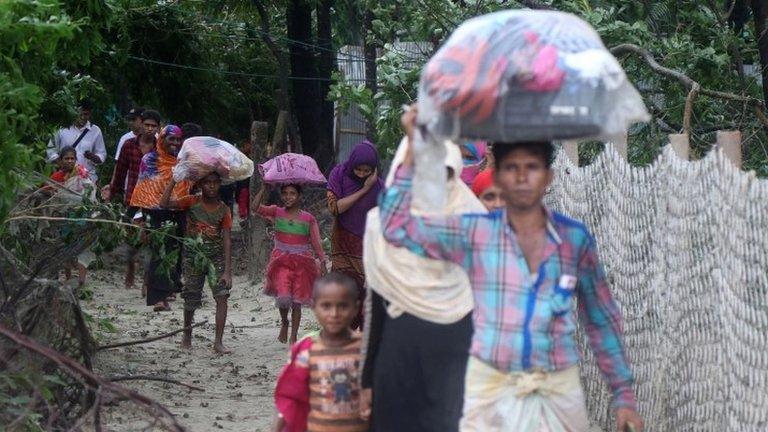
[82, 233, 317, 431]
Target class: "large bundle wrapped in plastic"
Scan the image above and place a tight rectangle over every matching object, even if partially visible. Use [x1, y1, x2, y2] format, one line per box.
[418, 10, 649, 142]
[258, 153, 327, 186]
[173, 136, 254, 184]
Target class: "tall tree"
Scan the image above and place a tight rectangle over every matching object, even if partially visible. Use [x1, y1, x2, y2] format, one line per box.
[286, 0, 320, 155]
[253, 0, 301, 147]
[316, 0, 336, 169]
[751, 0, 768, 103]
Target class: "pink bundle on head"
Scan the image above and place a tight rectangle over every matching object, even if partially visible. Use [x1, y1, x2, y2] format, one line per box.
[258, 153, 327, 186]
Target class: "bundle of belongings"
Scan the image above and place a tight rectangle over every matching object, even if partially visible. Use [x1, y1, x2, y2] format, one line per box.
[173, 136, 254, 184]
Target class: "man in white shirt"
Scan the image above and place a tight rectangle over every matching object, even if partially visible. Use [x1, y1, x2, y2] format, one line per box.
[115, 106, 144, 160]
[46, 100, 107, 183]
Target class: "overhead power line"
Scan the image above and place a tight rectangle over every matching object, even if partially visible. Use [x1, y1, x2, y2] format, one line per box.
[127, 55, 369, 83]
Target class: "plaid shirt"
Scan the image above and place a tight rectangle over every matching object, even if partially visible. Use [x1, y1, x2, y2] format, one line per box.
[109, 137, 142, 205]
[380, 167, 636, 410]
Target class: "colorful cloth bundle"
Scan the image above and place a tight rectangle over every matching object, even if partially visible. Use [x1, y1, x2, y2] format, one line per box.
[258, 153, 327, 186]
[131, 125, 191, 210]
[172, 136, 254, 184]
[417, 10, 649, 142]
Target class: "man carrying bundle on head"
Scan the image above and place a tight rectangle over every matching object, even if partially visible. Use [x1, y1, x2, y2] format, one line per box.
[379, 108, 643, 432]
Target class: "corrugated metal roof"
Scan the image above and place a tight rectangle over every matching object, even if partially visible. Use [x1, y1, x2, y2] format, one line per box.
[334, 42, 431, 163]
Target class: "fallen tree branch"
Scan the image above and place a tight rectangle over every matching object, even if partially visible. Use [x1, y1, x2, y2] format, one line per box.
[0, 323, 185, 432]
[684, 83, 701, 135]
[109, 375, 205, 392]
[98, 320, 208, 351]
[610, 43, 768, 129]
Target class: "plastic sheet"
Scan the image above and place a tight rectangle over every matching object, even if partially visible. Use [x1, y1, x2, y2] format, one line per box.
[258, 153, 327, 186]
[172, 136, 254, 184]
[417, 10, 649, 142]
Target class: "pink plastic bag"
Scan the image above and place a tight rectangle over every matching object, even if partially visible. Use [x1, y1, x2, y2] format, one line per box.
[258, 153, 327, 186]
[173, 136, 254, 184]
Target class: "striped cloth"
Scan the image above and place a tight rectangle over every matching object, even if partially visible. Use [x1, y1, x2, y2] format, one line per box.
[379, 166, 636, 410]
[306, 336, 368, 432]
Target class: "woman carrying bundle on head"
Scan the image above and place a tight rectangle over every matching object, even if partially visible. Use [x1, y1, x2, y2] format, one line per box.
[252, 177, 328, 345]
[130, 125, 191, 312]
[326, 141, 383, 330]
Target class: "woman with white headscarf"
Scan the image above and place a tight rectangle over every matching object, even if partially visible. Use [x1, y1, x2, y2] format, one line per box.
[360, 139, 486, 432]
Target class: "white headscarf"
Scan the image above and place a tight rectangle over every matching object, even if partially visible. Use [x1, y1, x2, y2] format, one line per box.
[363, 137, 486, 324]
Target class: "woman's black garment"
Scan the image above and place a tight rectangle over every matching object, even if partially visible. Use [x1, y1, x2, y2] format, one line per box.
[145, 209, 185, 306]
[361, 290, 387, 389]
[370, 295, 473, 432]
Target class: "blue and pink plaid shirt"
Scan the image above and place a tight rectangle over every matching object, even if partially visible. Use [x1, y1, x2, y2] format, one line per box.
[380, 167, 636, 409]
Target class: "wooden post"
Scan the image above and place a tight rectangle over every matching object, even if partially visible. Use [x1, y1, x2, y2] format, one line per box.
[247, 121, 271, 283]
[562, 140, 579, 166]
[668, 133, 690, 160]
[273, 110, 288, 154]
[716, 130, 742, 167]
[611, 131, 628, 160]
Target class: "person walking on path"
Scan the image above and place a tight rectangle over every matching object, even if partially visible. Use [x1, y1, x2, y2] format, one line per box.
[47, 146, 97, 290]
[161, 173, 233, 354]
[115, 106, 144, 160]
[130, 125, 191, 312]
[360, 138, 486, 432]
[471, 168, 505, 212]
[252, 182, 328, 345]
[272, 273, 368, 432]
[104, 109, 162, 208]
[379, 108, 644, 432]
[46, 100, 107, 183]
[326, 141, 383, 329]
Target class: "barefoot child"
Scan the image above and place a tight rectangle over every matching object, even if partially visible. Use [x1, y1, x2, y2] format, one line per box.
[252, 182, 328, 345]
[273, 273, 368, 432]
[161, 173, 233, 354]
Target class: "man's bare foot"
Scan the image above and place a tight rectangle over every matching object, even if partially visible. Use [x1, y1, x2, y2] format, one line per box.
[278, 321, 289, 344]
[181, 337, 192, 350]
[141, 283, 147, 298]
[153, 301, 170, 312]
[289, 336, 297, 345]
[213, 342, 232, 354]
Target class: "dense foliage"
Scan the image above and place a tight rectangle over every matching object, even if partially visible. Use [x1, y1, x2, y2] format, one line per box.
[3, 0, 768, 225]
[331, 0, 768, 174]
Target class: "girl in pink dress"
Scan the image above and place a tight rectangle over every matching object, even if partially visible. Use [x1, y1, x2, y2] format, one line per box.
[252, 183, 328, 344]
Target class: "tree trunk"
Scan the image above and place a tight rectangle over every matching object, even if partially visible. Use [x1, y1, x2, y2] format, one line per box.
[252, 0, 302, 149]
[316, 0, 336, 170]
[287, 0, 322, 156]
[751, 0, 768, 103]
[248, 121, 272, 282]
[363, 8, 378, 139]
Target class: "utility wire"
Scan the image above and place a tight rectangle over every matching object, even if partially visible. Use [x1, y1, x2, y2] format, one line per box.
[197, 19, 369, 60]
[127, 55, 368, 83]
[174, 28, 370, 62]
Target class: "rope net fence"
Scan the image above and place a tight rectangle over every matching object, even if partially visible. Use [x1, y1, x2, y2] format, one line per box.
[547, 145, 768, 431]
